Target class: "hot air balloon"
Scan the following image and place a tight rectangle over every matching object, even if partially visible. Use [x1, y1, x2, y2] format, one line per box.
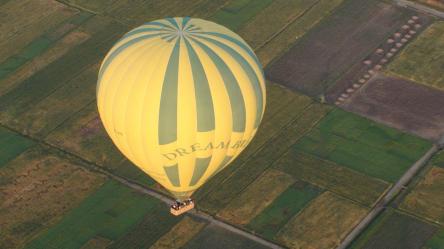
[96, 17, 266, 215]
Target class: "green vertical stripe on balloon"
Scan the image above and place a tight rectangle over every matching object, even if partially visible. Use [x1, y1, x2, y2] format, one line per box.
[158, 39, 180, 145]
[164, 164, 181, 187]
[184, 38, 215, 132]
[166, 17, 180, 30]
[194, 32, 263, 74]
[181, 17, 191, 29]
[189, 156, 212, 186]
[194, 35, 263, 128]
[190, 37, 246, 132]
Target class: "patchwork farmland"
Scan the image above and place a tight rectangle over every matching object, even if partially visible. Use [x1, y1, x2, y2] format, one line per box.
[1, 0, 444, 249]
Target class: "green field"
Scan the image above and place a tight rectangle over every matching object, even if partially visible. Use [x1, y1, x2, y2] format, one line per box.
[425, 229, 444, 249]
[431, 150, 444, 168]
[274, 150, 389, 206]
[293, 108, 431, 182]
[25, 180, 159, 249]
[349, 208, 395, 249]
[108, 203, 182, 249]
[211, 0, 273, 31]
[350, 209, 438, 249]
[247, 180, 321, 240]
[387, 22, 444, 90]
[183, 224, 270, 249]
[0, 127, 35, 167]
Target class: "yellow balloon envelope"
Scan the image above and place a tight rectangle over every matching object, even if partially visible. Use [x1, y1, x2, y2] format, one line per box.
[97, 17, 266, 200]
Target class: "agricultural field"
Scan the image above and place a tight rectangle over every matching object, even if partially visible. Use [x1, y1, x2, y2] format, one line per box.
[274, 150, 389, 206]
[217, 169, 295, 225]
[255, 0, 345, 67]
[0, 145, 106, 249]
[107, 200, 183, 249]
[325, 13, 431, 104]
[349, 209, 438, 249]
[431, 150, 444, 168]
[1, 0, 443, 248]
[0, 127, 35, 167]
[266, 0, 416, 97]
[210, 0, 273, 30]
[276, 191, 368, 249]
[0, 0, 78, 67]
[247, 180, 322, 240]
[387, 21, 444, 90]
[44, 102, 156, 188]
[182, 223, 270, 249]
[59, 0, 229, 25]
[400, 167, 444, 224]
[341, 74, 444, 141]
[0, 15, 126, 134]
[425, 229, 444, 249]
[149, 216, 207, 249]
[292, 108, 431, 183]
[25, 180, 163, 249]
[348, 128, 444, 248]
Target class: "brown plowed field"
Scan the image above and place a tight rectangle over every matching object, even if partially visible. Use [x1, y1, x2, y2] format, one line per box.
[342, 74, 444, 141]
[326, 14, 431, 103]
[266, 0, 414, 97]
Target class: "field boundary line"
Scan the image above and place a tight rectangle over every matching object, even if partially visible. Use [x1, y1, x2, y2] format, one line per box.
[273, 149, 384, 208]
[55, 0, 132, 27]
[41, 98, 97, 138]
[394, 0, 444, 18]
[0, 124, 285, 249]
[253, 0, 322, 51]
[396, 206, 443, 227]
[337, 142, 441, 249]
